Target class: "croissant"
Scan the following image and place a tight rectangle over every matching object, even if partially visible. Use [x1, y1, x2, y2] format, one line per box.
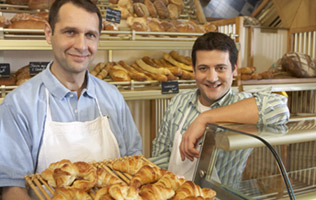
[96, 167, 127, 187]
[183, 197, 216, 200]
[53, 161, 97, 192]
[173, 181, 216, 200]
[139, 184, 175, 200]
[51, 188, 92, 200]
[154, 171, 186, 191]
[130, 165, 165, 188]
[109, 184, 142, 200]
[94, 186, 113, 200]
[41, 159, 71, 187]
[111, 155, 148, 175]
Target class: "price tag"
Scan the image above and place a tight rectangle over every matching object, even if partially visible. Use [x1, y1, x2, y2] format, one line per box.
[29, 62, 49, 76]
[106, 8, 121, 24]
[161, 81, 179, 94]
[0, 63, 10, 78]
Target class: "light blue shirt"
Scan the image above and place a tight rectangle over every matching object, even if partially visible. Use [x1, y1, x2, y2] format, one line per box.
[0, 63, 142, 188]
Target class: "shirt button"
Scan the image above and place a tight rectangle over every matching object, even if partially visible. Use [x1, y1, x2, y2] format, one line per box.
[74, 109, 78, 113]
[70, 94, 74, 98]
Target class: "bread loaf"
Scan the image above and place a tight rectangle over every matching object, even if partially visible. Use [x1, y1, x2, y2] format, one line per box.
[28, 0, 55, 10]
[9, 13, 47, 29]
[136, 58, 170, 75]
[118, 60, 149, 81]
[109, 64, 131, 81]
[160, 20, 177, 32]
[6, 0, 28, 5]
[133, 3, 150, 17]
[163, 53, 193, 71]
[169, 0, 184, 10]
[168, 3, 180, 19]
[0, 16, 10, 28]
[0, 76, 16, 86]
[153, 0, 169, 19]
[144, 0, 158, 18]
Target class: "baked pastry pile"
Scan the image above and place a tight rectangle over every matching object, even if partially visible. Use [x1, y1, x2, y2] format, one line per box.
[90, 51, 195, 82]
[40, 155, 216, 200]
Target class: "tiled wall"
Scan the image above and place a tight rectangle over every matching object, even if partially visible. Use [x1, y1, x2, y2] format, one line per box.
[202, 0, 262, 18]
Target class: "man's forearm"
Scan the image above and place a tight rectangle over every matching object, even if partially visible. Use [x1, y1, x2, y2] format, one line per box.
[201, 97, 259, 125]
[2, 187, 31, 200]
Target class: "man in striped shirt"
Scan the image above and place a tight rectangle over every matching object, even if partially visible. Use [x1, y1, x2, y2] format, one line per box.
[150, 32, 289, 182]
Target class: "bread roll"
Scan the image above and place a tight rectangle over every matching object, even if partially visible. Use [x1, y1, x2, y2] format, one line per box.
[9, 20, 46, 29]
[160, 20, 177, 32]
[168, 3, 180, 20]
[144, 0, 158, 18]
[133, 3, 150, 17]
[147, 18, 164, 32]
[153, 0, 169, 19]
[169, 0, 184, 10]
[0, 16, 10, 28]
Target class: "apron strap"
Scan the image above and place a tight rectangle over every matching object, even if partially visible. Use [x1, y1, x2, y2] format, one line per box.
[45, 88, 52, 121]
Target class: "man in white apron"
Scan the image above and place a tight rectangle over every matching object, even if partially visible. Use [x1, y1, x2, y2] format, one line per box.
[0, 1, 142, 199]
[150, 32, 289, 183]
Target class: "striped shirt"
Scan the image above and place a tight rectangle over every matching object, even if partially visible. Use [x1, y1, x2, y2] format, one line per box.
[150, 88, 289, 175]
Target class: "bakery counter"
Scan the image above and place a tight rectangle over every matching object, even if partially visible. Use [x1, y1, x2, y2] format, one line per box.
[194, 119, 316, 199]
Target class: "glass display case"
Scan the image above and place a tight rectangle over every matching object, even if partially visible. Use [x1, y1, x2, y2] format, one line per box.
[193, 117, 316, 200]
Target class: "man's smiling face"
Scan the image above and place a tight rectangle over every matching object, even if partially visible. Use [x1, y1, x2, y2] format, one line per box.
[193, 50, 237, 106]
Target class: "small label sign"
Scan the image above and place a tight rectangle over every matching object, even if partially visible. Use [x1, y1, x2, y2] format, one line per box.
[0, 63, 10, 78]
[161, 81, 179, 94]
[29, 62, 49, 76]
[106, 8, 121, 24]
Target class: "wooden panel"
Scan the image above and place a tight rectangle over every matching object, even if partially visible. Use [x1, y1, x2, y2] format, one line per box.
[272, 0, 303, 28]
[290, 0, 316, 30]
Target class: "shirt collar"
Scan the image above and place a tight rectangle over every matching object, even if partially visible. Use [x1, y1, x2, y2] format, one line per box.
[41, 62, 95, 100]
[190, 88, 234, 110]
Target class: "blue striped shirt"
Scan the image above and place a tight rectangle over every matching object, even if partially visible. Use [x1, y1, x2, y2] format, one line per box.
[150, 88, 289, 170]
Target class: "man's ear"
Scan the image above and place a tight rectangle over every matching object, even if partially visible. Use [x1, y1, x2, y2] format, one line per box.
[233, 65, 238, 76]
[44, 23, 52, 45]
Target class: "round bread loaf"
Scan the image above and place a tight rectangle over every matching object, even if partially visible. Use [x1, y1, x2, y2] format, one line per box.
[144, 0, 157, 18]
[153, 0, 169, 19]
[133, 2, 150, 17]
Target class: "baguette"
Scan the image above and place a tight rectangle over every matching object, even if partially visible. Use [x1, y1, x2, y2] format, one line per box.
[132, 63, 167, 82]
[109, 64, 131, 81]
[118, 60, 149, 81]
[169, 50, 192, 65]
[157, 58, 183, 77]
[136, 59, 170, 75]
[163, 53, 193, 71]
[143, 58, 177, 80]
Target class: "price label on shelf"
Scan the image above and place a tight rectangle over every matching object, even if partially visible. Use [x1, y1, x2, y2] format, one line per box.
[29, 62, 49, 76]
[105, 7, 121, 24]
[161, 81, 179, 94]
[0, 63, 10, 78]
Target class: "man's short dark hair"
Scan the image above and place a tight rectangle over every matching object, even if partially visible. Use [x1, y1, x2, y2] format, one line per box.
[191, 32, 238, 70]
[48, 0, 102, 34]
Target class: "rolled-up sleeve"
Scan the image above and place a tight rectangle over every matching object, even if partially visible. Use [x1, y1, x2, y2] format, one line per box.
[253, 92, 290, 125]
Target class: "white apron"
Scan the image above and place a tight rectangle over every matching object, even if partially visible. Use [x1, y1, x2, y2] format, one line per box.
[168, 104, 220, 182]
[36, 89, 120, 173]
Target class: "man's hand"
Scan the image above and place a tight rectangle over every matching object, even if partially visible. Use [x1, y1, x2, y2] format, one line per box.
[2, 186, 31, 200]
[179, 114, 208, 161]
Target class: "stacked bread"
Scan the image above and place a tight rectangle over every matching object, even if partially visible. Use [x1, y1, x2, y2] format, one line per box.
[90, 50, 195, 82]
[7, 12, 48, 29]
[126, 16, 216, 33]
[239, 66, 275, 80]
[40, 155, 216, 200]
[110, 0, 184, 20]
[6, 0, 97, 9]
